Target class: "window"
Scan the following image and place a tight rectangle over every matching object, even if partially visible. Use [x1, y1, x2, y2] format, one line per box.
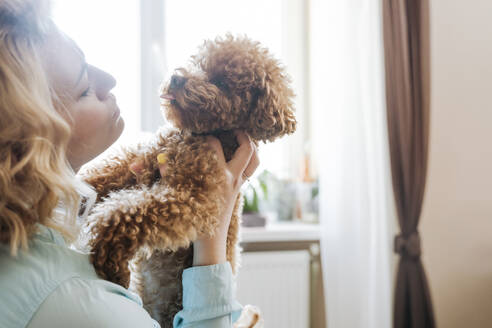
[52, 0, 310, 181]
[52, 0, 141, 144]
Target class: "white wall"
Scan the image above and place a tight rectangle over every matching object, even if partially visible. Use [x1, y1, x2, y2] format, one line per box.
[421, 0, 492, 327]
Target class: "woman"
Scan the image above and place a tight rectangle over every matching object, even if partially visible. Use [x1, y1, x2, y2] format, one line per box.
[0, 1, 258, 327]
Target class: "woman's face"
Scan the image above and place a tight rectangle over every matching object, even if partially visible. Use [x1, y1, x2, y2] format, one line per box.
[42, 30, 124, 172]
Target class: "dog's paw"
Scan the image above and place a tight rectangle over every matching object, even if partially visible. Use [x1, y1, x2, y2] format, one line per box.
[234, 305, 264, 328]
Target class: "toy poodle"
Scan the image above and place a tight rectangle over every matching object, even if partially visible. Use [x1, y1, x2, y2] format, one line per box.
[80, 34, 296, 327]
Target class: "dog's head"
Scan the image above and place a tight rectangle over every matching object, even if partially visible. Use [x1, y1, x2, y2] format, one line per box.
[160, 34, 296, 142]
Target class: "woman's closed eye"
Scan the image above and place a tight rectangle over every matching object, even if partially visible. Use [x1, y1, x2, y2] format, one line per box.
[80, 86, 91, 98]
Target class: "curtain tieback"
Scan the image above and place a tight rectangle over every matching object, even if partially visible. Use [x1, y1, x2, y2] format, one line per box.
[394, 232, 421, 258]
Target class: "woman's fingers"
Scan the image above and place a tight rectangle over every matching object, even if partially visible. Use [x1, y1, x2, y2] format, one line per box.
[130, 155, 167, 179]
[227, 130, 254, 179]
[205, 136, 226, 164]
[132, 132, 256, 184]
[241, 143, 260, 182]
[129, 161, 144, 175]
[129, 160, 146, 184]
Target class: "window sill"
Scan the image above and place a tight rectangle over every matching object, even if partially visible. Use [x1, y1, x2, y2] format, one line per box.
[240, 221, 320, 243]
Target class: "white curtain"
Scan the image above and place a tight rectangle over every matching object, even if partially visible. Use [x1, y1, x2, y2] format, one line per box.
[310, 0, 396, 327]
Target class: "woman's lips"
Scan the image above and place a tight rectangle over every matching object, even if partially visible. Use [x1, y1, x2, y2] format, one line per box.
[112, 107, 120, 120]
[108, 93, 120, 120]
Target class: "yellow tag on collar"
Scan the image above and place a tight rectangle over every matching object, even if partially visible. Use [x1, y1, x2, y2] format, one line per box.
[157, 153, 167, 165]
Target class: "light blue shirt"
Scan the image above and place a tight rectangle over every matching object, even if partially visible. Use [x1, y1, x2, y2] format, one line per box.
[0, 225, 242, 328]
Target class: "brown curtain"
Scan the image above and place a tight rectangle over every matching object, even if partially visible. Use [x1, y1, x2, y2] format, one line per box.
[382, 0, 435, 327]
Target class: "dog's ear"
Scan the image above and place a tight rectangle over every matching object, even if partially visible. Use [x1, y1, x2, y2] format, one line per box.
[194, 35, 296, 140]
[247, 59, 297, 142]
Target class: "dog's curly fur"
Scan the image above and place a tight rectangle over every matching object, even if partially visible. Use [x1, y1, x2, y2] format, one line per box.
[80, 34, 296, 327]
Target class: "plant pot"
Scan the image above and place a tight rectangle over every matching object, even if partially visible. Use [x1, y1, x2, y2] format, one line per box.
[241, 212, 267, 227]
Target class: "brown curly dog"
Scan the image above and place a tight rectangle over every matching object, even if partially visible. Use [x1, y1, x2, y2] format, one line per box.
[80, 34, 296, 327]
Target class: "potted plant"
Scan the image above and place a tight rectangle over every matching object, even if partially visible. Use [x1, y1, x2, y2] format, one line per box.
[241, 172, 269, 227]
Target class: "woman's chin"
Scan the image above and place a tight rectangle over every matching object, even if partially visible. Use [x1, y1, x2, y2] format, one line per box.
[103, 116, 125, 151]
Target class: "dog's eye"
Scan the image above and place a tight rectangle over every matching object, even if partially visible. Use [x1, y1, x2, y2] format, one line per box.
[211, 78, 226, 90]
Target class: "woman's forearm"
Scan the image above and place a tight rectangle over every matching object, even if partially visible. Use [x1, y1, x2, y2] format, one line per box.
[193, 236, 227, 267]
[192, 194, 235, 267]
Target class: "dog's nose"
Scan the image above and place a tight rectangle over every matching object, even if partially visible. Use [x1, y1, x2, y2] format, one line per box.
[170, 75, 187, 89]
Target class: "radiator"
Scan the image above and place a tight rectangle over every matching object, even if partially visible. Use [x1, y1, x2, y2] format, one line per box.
[236, 250, 311, 327]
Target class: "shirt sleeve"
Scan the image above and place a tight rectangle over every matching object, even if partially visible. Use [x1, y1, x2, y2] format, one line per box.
[27, 277, 160, 328]
[173, 262, 243, 328]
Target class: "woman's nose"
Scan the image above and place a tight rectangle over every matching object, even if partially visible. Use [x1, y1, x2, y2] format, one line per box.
[89, 65, 116, 100]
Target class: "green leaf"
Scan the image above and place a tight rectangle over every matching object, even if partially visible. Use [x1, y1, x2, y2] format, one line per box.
[252, 188, 259, 212]
[259, 180, 268, 200]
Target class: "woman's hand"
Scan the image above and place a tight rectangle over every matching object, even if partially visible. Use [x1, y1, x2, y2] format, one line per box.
[193, 130, 259, 266]
[129, 130, 259, 267]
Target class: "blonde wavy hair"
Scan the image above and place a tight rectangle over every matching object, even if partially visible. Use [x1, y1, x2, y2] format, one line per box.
[0, 0, 95, 255]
